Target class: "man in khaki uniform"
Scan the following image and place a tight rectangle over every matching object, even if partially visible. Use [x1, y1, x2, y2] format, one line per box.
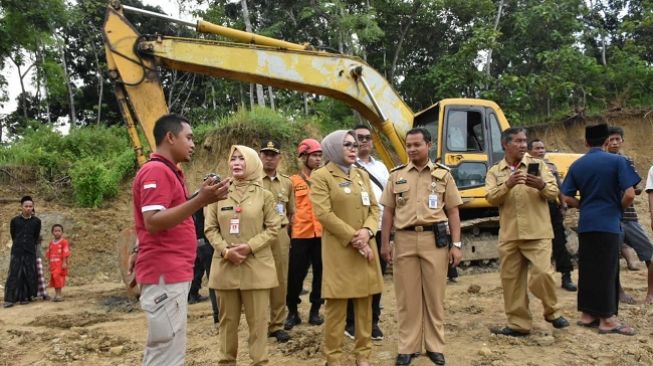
[380, 128, 462, 366]
[260, 140, 295, 343]
[485, 127, 569, 337]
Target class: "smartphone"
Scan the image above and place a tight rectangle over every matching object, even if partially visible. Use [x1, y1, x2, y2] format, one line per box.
[204, 173, 221, 185]
[527, 163, 540, 176]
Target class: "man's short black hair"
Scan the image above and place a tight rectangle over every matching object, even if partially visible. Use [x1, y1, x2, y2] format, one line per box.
[527, 138, 543, 151]
[51, 224, 64, 232]
[20, 195, 33, 204]
[153, 114, 191, 147]
[406, 127, 431, 143]
[353, 124, 370, 132]
[501, 127, 527, 146]
[607, 126, 624, 138]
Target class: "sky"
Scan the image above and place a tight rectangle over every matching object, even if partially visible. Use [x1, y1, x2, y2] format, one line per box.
[0, 0, 199, 116]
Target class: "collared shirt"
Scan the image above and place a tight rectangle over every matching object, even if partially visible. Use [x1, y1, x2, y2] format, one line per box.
[262, 173, 295, 226]
[10, 214, 41, 256]
[290, 173, 322, 238]
[132, 152, 196, 284]
[381, 161, 462, 229]
[485, 155, 559, 241]
[561, 148, 641, 234]
[357, 156, 389, 230]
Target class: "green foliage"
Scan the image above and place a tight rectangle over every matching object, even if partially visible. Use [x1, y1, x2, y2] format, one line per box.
[0, 125, 134, 207]
[216, 106, 305, 143]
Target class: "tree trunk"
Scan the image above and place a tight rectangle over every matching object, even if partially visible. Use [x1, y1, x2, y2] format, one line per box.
[268, 86, 275, 111]
[59, 44, 76, 127]
[485, 0, 504, 76]
[249, 83, 255, 109]
[303, 93, 309, 115]
[241, 0, 266, 107]
[389, 23, 410, 85]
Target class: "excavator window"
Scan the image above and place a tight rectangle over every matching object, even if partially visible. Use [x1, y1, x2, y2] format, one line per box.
[445, 110, 485, 152]
[488, 112, 504, 164]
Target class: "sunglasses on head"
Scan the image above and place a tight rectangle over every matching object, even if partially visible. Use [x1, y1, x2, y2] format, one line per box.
[343, 141, 360, 150]
[356, 134, 372, 142]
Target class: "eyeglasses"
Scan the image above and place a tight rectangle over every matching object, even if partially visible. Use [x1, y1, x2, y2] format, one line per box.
[343, 141, 360, 150]
[356, 134, 372, 142]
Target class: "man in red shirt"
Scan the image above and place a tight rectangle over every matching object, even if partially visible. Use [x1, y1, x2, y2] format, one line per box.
[131, 114, 229, 365]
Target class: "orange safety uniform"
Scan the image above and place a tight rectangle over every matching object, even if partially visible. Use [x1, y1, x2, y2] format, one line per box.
[290, 174, 322, 238]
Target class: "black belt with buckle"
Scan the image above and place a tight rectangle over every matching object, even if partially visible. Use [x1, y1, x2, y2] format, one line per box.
[401, 225, 435, 232]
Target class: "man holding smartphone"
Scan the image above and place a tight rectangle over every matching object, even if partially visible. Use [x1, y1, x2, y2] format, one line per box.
[485, 128, 569, 337]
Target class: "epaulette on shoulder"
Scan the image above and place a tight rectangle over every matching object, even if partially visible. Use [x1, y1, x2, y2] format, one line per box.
[279, 172, 290, 179]
[431, 163, 450, 180]
[390, 164, 406, 173]
[434, 162, 450, 171]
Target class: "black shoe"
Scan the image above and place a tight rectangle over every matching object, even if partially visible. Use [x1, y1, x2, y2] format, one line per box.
[426, 351, 445, 365]
[561, 273, 577, 292]
[284, 312, 301, 330]
[3, 302, 14, 308]
[344, 324, 355, 340]
[188, 294, 208, 304]
[490, 326, 529, 337]
[547, 316, 570, 329]
[395, 353, 417, 366]
[269, 329, 291, 343]
[371, 323, 384, 341]
[19, 300, 29, 305]
[308, 312, 324, 325]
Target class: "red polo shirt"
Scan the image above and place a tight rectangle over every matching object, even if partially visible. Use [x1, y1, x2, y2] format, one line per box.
[132, 153, 195, 284]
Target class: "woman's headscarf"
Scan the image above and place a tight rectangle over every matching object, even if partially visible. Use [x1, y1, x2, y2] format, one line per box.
[228, 145, 263, 186]
[321, 130, 354, 167]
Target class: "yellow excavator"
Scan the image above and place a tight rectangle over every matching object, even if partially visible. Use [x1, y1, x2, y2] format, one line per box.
[104, 1, 579, 291]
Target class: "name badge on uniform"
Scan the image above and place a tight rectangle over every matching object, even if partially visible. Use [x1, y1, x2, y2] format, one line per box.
[428, 194, 438, 209]
[361, 191, 371, 206]
[229, 218, 240, 235]
[276, 202, 285, 215]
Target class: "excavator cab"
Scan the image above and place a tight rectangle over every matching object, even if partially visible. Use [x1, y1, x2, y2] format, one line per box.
[414, 98, 510, 208]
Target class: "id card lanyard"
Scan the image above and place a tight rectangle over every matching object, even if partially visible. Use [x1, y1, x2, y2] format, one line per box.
[428, 181, 438, 209]
[230, 205, 241, 235]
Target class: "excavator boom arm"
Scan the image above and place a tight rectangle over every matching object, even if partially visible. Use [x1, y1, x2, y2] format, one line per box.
[103, 4, 412, 165]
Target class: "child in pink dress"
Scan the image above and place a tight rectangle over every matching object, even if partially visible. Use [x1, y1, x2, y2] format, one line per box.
[46, 224, 70, 301]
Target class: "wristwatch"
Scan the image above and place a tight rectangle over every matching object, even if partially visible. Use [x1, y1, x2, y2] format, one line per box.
[365, 228, 374, 238]
[452, 241, 462, 249]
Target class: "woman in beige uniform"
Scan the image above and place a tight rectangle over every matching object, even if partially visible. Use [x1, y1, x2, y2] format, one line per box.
[310, 130, 383, 366]
[205, 145, 281, 366]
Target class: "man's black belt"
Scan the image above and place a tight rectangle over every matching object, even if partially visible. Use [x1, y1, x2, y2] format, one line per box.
[399, 225, 435, 232]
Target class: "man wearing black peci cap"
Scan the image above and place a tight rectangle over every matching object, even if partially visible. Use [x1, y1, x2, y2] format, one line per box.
[259, 140, 295, 342]
[562, 123, 640, 336]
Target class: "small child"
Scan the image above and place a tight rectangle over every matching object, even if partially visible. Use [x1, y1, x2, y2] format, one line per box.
[46, 224, 70, 302]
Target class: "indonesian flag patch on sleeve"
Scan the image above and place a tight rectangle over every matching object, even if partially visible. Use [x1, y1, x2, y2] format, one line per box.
[143, 180, 157, 189]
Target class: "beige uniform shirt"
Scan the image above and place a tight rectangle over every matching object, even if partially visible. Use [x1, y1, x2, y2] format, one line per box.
[310, 162, 383, 299]
[205, 184, 281, 290]
[261, 173, 294, 226]
[381, 161, 462, 229]
[485, 155, 558, 242]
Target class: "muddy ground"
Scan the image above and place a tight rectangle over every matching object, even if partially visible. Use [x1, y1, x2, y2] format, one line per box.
[1, 113, 653, 365]
[0, 257, 651, 366]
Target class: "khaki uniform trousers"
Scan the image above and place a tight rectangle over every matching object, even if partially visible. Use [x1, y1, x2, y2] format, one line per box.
[269, 228, 290, 333]
[498, 238, 562, 332]
[217, 289, 270, 365]
[394, 230, 448, 354]
[140, 277, 190, 366]
[324, 296, 372, 364]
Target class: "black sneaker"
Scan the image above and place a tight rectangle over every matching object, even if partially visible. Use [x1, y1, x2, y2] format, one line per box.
[284, 312, 301, 330]
[308, 312, 324, 326]
[344, 324, 355, 339]
[269, 329, 291, 343]
[371, 324, 384, 341]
